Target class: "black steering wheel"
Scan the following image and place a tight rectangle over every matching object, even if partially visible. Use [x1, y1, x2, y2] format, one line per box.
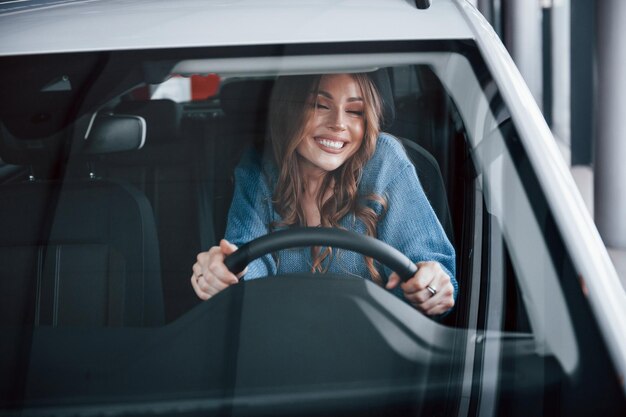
[224, 227, 418, 282]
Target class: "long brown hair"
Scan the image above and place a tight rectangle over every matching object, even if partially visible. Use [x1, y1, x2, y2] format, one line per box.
[267, 73, 387, 284]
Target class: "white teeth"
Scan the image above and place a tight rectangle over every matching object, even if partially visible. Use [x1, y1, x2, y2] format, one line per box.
[318, 139, 344, 149]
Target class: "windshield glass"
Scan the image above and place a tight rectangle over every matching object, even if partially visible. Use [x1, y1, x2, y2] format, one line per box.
[0, 41, 623, 416]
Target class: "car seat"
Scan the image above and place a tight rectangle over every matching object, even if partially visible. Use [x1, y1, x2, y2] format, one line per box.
[0, 114, 163, 327]
[102, 99, 208, 321]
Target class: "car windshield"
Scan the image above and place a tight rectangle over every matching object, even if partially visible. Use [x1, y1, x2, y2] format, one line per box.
[0, 41, 623, 416]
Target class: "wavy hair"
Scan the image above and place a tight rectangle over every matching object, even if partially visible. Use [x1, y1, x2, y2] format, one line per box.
[267, 73, 387, 284]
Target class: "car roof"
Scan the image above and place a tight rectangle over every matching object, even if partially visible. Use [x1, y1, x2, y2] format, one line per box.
[0, 0, 474, 57]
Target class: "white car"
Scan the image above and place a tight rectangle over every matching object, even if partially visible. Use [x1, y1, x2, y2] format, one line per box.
[0, 0, 624, 416]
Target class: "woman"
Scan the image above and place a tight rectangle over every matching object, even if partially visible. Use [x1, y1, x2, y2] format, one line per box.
[191, 73, 457, 316]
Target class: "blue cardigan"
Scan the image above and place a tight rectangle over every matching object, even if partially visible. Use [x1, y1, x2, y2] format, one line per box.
[224, 133, 457, 301]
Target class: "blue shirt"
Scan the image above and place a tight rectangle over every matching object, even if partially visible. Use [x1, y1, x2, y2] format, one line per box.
[225, 133, 457, 301]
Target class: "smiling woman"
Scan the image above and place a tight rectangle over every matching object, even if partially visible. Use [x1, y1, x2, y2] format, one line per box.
[294, 74, 368, 174]
[191, 72, 458, 317]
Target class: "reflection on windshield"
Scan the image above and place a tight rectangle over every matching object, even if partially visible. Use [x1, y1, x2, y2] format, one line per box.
[1, 43, 623, 416]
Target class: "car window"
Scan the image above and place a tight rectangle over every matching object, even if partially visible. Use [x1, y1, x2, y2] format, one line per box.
[0, 41, 623, 416]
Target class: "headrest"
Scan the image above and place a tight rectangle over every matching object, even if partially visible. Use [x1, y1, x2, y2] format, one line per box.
[218, 71, 395, 129]
[83, 113, 146, 154]
[0, 121, 69, 166]
[220, 79, 275, 116]
[368, 68, 395, 130]
[113, 99, 182, 145]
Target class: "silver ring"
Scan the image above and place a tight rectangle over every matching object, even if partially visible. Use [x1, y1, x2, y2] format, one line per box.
[426, 285, 437, 297]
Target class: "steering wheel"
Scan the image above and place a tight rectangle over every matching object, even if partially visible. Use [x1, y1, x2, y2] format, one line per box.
[224, 227, 418, 282]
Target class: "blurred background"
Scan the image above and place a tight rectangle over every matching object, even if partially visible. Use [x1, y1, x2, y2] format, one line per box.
[469, 0, 626, 285]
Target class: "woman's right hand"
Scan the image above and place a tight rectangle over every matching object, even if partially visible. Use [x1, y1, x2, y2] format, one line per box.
[191, 239, 245, 300]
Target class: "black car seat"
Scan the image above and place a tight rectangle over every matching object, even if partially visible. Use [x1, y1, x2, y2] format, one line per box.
[0, 114, 163, 327]
[101, 99, 208, 321]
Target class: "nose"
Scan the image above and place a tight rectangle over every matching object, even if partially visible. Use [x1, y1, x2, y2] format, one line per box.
[328, 108, 346, 131]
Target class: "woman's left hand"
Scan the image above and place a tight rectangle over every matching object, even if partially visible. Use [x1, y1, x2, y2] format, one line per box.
[386, 261, 455, 316]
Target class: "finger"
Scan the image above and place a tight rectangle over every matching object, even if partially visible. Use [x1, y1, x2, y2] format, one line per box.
[204, 272, 232, 293]
[195, 271, 216, 293]
[400, 276, 430, 300]
[424, 294, 455, 316]
[400, 264, 432, 294]
[208, 259, 240, 285]
[220, 239, 238, 255]
[403, 260, 446, 293]
[200, 246, 235, 281]
[396, 258, 456, 317]
[386, 272, 401, 289]
[197, 266, 237, 299]
[191, 274, 210, 300]
[420, 278, 455, 314]
[192, 246, 238, 301]
[404, 286, 434, 306]
[196, 248, 220, 276]
[220, 239, 246, 277]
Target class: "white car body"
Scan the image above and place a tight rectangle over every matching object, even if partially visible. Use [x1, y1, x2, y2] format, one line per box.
[0, 0, 624, 415]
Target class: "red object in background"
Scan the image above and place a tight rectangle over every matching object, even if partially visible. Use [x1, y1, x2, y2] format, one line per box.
[191, 74, 220, 100]
[130, 85, 151, 101]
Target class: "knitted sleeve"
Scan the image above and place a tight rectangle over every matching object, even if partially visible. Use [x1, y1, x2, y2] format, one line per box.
[378, 163, 458, 300]
[224, 154, 277, 280]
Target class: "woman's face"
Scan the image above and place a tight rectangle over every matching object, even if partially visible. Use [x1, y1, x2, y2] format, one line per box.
[296, 74, 365, 176]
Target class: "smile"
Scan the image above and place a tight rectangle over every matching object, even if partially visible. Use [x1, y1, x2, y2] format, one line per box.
[315, 137, 346, 150]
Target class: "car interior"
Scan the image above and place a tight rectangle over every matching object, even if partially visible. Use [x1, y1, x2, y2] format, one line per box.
[3, 45, 623, 416]
[0, 50, 480, 409]
[0, 59, 475, 327]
